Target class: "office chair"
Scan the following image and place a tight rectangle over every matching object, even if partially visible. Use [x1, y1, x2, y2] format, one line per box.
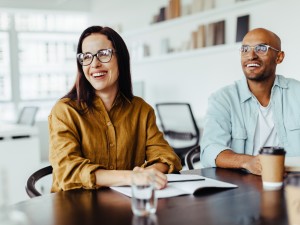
[25, 165, 53, 198]
[184, 145, 201, 170]
[155, 103, 200, 165]
[17, 106, 39, 126]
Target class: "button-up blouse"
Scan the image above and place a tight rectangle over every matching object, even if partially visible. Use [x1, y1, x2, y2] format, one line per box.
[49, 94, 182, 192]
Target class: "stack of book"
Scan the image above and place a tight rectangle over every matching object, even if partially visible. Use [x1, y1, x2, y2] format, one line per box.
[152, 0, 217, 24]
[191, 20, 225, 50]
[152, 0, 181, 23]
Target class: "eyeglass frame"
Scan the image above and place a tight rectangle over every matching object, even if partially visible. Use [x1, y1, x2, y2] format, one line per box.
[77, 48, 117, 66]
[240, 44, 280, 56]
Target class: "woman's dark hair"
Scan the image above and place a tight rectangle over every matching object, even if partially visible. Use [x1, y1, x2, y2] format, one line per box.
[64, 26, 133, 109]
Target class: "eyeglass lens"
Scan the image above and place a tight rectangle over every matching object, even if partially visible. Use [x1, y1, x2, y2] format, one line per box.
[241, 44, 269, 55]
[78, 49, 113, 65]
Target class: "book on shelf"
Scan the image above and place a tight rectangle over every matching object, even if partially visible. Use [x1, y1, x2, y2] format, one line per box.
[173, 0, 181, 18]
[214, 20, 226, 45]
[204, 20, 226, 47]
[191, 25, 206, 49]
[111, 174, 238, 198]
[191, 31, 198, 49]
[197, 24, 206, 48]
[236, 14, 250, 42]
[166, 0, 181, 19]
[157, 7, 166, 22]
[206, 22, 215, 47]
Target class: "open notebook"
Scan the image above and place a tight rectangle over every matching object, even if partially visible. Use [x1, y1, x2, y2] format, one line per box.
[111, 174, 238, 198]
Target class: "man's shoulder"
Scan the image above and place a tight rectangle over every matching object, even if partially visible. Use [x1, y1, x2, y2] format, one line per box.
[282, 75, 300, 86]
[211, 79, 244, 98]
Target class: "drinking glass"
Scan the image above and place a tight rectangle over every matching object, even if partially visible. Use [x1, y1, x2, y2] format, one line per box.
[132, 214, 158, 225]
[131, 171, 157, 216]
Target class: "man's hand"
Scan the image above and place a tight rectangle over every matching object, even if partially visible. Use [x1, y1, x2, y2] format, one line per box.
[216, 150, 262, 175]
[241, 155, 261, 175]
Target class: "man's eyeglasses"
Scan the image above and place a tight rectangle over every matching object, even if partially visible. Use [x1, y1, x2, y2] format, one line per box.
[77, 49, 116, 66]
[240, 44, 280, 56]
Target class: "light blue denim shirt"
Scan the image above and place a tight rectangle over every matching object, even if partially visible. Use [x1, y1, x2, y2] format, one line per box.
[201, 75, 300, 167]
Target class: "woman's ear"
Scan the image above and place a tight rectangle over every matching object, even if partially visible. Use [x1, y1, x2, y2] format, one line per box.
[276, 51, 285, 64]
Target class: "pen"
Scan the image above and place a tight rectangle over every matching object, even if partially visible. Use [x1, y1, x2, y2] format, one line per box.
[168, 178, 205, 183]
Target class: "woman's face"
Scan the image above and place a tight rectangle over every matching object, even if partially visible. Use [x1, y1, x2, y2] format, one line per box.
[81, 33, 119, 98]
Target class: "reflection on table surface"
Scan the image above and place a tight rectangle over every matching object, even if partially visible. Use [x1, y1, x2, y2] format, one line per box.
[8, 167, 290, 225]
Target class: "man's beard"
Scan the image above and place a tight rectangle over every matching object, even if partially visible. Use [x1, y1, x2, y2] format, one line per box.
[245, 72, 269, 82]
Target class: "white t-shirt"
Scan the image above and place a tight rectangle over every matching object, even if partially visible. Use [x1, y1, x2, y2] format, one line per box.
[253, 102, 279, 155]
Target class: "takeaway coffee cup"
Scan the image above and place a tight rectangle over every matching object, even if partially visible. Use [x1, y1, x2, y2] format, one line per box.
[285, 174, 300, 225]
[259, 146, 286, 190]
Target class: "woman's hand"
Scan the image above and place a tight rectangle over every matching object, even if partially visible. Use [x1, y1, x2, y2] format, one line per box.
[133, 166, 168, 190]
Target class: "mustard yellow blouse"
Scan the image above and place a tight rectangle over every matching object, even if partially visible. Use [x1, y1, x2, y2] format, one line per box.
[49, 94, 182, 192]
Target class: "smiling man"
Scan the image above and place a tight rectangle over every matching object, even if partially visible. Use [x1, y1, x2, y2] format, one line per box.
[200, 28, 300, 175]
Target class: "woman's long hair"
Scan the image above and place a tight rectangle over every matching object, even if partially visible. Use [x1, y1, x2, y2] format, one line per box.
[64, 26, 133, 110]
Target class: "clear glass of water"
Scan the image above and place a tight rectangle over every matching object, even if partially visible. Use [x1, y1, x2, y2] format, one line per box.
[132, 214, 158, 225]
[131, 171, 157, 216]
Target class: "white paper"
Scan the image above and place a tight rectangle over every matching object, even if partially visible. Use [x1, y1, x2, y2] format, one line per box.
[111, 174, 238, 198]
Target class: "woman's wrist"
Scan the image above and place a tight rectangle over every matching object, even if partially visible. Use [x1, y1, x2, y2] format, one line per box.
[146, 162, 169, 173]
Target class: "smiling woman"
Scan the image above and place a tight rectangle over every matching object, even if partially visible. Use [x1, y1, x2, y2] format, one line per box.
[48, 26, 182, 193]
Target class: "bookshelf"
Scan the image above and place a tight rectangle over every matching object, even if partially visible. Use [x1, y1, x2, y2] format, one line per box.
[122, 0, 270, 64]
[116, 0, 285, 121]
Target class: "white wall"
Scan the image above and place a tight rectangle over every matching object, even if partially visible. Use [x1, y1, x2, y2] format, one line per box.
[90, 0, 300, 125]
[89, 0, 168, 32]
[0, 0, 91, 11]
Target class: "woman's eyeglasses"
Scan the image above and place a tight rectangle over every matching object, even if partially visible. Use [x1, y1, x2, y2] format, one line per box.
[77, 49, 116, 66]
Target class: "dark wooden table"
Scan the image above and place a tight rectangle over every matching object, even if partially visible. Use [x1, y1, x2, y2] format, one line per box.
[10, 168, 288, 225]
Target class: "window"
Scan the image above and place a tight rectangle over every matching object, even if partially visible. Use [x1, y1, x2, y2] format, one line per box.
[18, 32, 78, 100]
[0, 32, 11, 101]
[0, 11, 87, 121]
[15, 12, 86, 100]
[0, 13, 11, 101]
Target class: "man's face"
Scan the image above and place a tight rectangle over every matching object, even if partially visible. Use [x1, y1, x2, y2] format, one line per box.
[240, 29, 281, 82]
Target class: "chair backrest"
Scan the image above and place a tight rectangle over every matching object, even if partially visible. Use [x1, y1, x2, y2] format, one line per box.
[17, 106, 39, 126]
[155, 103, 200, 149]
[25, 165, 53, 198]
[155, 103, 200, 164]
[185, 145, 201, 170]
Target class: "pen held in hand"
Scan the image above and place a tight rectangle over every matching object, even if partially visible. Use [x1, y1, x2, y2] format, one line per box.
[168, 178, 205, 183]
